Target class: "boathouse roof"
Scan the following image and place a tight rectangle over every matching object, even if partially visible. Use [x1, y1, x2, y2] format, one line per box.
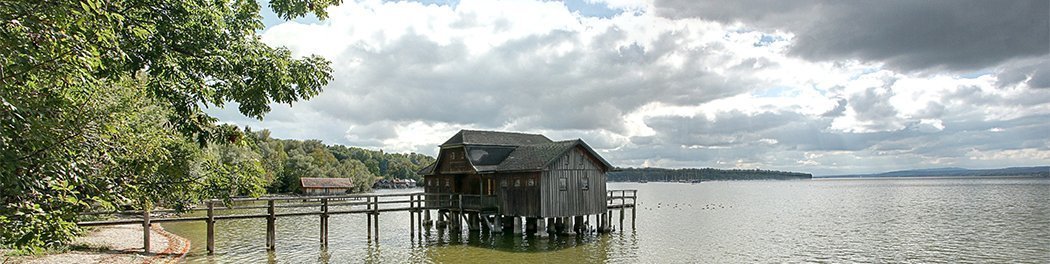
[420, 130, 613, 175]
[441, 130, 552, 146]
[300, 177, 353, 189]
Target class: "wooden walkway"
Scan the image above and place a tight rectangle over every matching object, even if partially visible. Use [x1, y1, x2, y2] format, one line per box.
[78, 190, 637, 254]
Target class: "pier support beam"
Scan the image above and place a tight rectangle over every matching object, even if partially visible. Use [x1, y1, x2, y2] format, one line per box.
[320, 198, 329, 248]
[143, 206, 150, 253]
[536, 218, 547, 237]
[546, 218, 555, 235]
[619, 205, 625, 232]
[525, 217, 537, 235]
[266, 200, 275, 250]
[206, 201, 215, 254]
[597, 213, 606, 233]
[492, 215, 503, 233]
[513, 216, 523, 234]
[575, 215, 583, 234]
[436, 210, 447, 230]
[468, 213, 481, 232]
[564, 217, 575, 235]
[424, 209, 432, 233]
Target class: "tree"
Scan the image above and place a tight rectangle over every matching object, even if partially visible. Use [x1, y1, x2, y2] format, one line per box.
[1, 0, 336, 250]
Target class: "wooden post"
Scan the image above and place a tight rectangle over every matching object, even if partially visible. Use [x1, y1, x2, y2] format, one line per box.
[619, 191, 625, 232]
[457, 194, 464, 232]
[321, 198, 329, 248]
[373, 196, 379, 242]
[596, 214, 602, 233]
[424, 200, 432, 234]
[512, 216, 522, 234]
[267, 200, 275, 250]
[207, 201, 215, 254]
[143, 206, 150, 253]
[367, 196, 373, 241]
[631, 190, 637, 229]
[409, 195, 415, 237]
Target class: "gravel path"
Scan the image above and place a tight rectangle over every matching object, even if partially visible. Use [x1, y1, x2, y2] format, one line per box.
[3, 224, 189, 264]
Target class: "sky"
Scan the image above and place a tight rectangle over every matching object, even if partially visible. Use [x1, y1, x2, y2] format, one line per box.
[211, 0, 1050, 176]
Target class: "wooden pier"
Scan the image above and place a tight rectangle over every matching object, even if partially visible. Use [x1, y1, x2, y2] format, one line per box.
[77, 190, 636, 254]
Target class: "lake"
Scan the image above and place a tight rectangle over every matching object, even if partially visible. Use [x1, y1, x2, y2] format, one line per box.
[164, 177, 1050, 263]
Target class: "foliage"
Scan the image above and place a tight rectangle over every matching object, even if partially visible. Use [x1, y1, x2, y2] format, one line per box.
[248, 130, 435, 193]
[609, 167, 813, 182]
[1, 0, 334, 250]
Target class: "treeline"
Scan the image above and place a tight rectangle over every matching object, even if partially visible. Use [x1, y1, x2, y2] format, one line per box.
[248, 129, 434, 193]
[609, 167, 812, 182]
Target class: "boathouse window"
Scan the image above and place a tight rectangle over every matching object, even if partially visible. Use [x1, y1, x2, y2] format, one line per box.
[527, 178, 535, 187]
[559, 177, 567, 191]
[580, 176, 590, 190]
[444, 179, 450, 187]
[500, 179, 508, 188]
[514, 179, 521, 187]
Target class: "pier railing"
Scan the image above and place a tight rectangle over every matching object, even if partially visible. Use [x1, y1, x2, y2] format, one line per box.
[606, 189, 638, 231]
[77, 190, 635, 254]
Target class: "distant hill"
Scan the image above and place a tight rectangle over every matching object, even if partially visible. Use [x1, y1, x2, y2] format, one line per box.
[820, 166, 1050, 178]
[609, 167, 812, 182]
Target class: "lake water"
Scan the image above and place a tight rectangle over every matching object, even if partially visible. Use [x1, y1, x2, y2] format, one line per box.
[164, 177, 1050, 263]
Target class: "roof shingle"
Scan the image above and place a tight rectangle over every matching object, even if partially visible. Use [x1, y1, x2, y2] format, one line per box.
[441, 130, 552, 146]
[421, 130, 613, 175]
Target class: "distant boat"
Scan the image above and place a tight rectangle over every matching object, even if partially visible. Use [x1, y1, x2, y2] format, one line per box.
[690, 179, 702, 184]
[639, 180, 648, 183]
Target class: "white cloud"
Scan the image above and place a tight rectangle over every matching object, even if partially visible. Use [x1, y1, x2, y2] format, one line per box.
[210, 0, 1050, 174]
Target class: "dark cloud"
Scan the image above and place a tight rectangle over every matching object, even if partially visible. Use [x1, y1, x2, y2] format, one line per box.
[654, 0, 1050, 72]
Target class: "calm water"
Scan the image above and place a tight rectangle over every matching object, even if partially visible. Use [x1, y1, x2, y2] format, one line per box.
[165, 177, 1050, 263]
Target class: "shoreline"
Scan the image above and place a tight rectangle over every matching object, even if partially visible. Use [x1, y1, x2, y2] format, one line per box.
[3, 224, 190, 264]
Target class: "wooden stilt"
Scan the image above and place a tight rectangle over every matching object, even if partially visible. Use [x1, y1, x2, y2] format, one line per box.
[321, 198, 329, 248]
[143, 206, 150, 253]
[267, 200, 275, 250]
[373, 196, 379, 242]
[613, 201, 621, 231]
[631, 190, 637, 229]
[409, 195, 415, 237]
[207, 201, 215, 254]
[367, 196, 373, 241]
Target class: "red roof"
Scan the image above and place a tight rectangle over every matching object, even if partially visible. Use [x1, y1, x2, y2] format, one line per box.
[300, 177, 353, 189]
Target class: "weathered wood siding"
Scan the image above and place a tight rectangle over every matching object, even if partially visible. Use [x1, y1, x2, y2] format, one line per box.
[539, 147, 607, 217]
[423, 175, 455, 207]
[438, 147, 473, 174]
[494, 172, 540, 216]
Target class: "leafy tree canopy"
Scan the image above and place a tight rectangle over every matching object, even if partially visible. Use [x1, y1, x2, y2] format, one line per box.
[1, 0, 336, 250]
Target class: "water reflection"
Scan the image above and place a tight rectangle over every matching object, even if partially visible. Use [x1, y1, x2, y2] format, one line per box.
[165, 179, 1050, 263]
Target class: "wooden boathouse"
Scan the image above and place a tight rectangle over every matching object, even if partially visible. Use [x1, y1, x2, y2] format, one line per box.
[418, 130, 616, 235]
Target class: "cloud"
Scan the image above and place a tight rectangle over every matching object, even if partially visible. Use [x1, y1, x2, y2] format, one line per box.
[207, 0, 1050, 175]
[653, 0, 1050, 72]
